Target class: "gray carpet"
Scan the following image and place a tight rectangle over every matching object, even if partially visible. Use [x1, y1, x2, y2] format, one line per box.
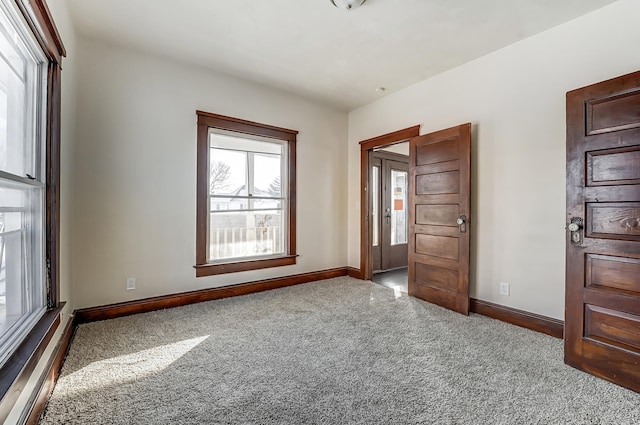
[40, 277, 640, 424]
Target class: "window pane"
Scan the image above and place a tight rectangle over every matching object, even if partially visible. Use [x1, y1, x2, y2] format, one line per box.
[253, 153, 282, 197]
[1, 225, 25, 334]
[210, 198, 282, 212]
[0, 55, 31, 176]
[210, 131, 282, 155]
[390, 169, 408, 246]
[209, 148, 246, 196]
[371, 165, 379, 247]
[0, 10, 27, 78]
[209, 210, 285, 261]
[0, 11, 37, 178]
[0, 179, 45, 362]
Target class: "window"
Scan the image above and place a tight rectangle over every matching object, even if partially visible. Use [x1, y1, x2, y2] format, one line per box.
[209, 132, 287, 261]
[0, 0, 47, 367]
[0, 0, 64, 410]
[195, 111, 297, 276]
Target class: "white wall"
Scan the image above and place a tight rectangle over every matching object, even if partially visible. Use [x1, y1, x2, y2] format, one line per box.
[347, 0, 640, 320]
[71, 38, 349, 309]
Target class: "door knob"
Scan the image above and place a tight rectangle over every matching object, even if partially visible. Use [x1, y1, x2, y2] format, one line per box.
[568, 217, 583, 244]
[457, 215, 467, 233]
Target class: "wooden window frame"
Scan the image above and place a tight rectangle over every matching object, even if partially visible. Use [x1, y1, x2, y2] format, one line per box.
[194, 111, 297, 277]
[0, 0, 65, 420]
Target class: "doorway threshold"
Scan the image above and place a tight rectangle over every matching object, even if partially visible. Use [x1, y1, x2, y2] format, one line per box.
[372, 267, 408, 294]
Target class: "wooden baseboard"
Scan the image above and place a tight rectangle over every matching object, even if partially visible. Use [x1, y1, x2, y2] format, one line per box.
[347, 267, 365, 279]
[76, 267, 350, 324]
[470, 298, 564, 339]
[25, 314, 76, 425]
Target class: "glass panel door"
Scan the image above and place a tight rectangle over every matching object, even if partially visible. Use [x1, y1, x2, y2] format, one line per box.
[390, 169, 408, 245]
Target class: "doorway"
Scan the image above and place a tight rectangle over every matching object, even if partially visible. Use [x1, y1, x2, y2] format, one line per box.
[359, 126, 420, 289]
[370, 149, 409, 292]
[359, 123, 472, 315]
[371, 150, 409, 272]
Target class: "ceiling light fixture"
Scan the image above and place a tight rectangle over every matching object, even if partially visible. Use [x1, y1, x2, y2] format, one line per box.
[330, 0, 367, 11]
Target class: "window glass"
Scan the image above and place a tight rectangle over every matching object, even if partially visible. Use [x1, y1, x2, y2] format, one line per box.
[209, 148, 246, 196]
[0, 9, 37, 177]
[371, 165, 379, 247]
[391, 169, 408, 246]
[209, 210, 285, 260]
[208, 131, 287, 262]
[0, 1, 46, 367]
[254, 153, 282, 197]
[0, 175, 45, 367]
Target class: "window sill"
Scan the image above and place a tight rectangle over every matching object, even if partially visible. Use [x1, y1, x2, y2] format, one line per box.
[194, 255, 297, 277]
[0, 302, 65, 421]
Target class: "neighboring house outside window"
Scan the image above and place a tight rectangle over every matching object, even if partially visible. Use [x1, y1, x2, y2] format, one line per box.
[195, 111, 297, 277]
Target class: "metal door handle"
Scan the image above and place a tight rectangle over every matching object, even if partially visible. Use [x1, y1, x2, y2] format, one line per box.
[568, 217, 583, 244]
[385, 208, 391, 224]
[457, 215, 467, 233]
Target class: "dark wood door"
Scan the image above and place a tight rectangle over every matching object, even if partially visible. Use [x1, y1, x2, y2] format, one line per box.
[408, 123, 471, 315]
[371, 154, 409, 272]
[565, 70, 640, 393]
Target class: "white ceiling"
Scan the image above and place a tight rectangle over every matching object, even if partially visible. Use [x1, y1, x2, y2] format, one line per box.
[67, 0, 617, 111]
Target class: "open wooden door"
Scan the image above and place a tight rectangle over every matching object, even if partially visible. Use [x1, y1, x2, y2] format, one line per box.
[408, 123, 471, 315]
[565, 70, 640, 393]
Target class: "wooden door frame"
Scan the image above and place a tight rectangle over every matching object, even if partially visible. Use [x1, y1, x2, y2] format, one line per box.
[358, 125, 421, 280]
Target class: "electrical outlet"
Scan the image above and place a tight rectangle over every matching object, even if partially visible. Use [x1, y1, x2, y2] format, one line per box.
[126, 277, 136, 291]
[499, 282, 510, 296]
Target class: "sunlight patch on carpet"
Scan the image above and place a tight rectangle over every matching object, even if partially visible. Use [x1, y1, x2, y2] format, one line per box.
[54, 335, 209, 396]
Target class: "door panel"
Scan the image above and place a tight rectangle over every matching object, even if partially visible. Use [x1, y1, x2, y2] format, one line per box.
[584, 305, 640, 351]
[416, 234, 458, 260]
[415, 263, 458, 293]
[566, 70, 640, 393]
[586, 254, 640, 293]
[416, 138, 459, 164]
[586, 90, 640, 135]
[587, 203, 640, 239]
[408, 123, 471, 315]
[588, 147, 640, 184]
[416, 171, 460, 195]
